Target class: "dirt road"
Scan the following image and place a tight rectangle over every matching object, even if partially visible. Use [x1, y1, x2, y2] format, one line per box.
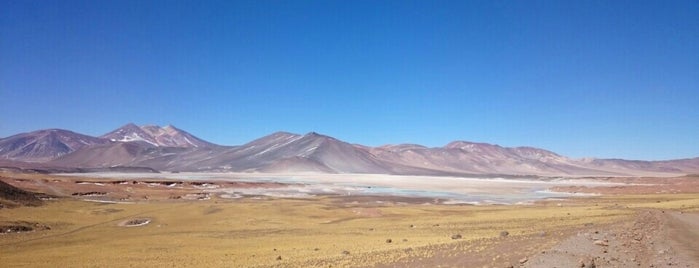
[524, 210, 699, 268]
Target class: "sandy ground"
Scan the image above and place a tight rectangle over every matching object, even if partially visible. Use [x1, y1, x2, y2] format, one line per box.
[2, 171, 699, 267]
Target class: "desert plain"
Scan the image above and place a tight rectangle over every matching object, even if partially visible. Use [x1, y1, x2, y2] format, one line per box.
[1, 171, 698, 267]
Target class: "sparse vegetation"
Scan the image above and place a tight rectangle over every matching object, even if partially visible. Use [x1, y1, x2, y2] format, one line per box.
[2, 172, 699, 267]
[1, 192, 697, 267]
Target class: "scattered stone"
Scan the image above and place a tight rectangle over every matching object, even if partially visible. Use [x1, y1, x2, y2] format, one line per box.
[451, 234, 462, 240]
[386, 238, 392, 243]
[2, 225, 32, 233]
[402, 238, 408, 242]
[314, 248, 319, 251]
[593, 240, 609, 246]
[341, 250, 350, 255]
[503, 262, 514, 268]
[276, 256, 282, 261]
[499, 230, 509, 237]
[121, 218, 151, 227]
[71, 191, 107, 197]
[519, 256, 528, 264]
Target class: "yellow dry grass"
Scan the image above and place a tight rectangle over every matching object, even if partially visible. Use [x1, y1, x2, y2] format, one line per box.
[2, 194, 699, 267]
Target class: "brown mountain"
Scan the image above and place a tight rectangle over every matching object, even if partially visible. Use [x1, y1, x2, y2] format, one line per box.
[0, 129, 108, 162]
[379, 141, 623, 176]
[176, 132, 401, 173]
[2, 125, 699, 176]
[581, 157, 699, 175]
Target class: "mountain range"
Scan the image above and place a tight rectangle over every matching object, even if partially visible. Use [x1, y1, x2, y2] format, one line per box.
[1, 124, 697, 177]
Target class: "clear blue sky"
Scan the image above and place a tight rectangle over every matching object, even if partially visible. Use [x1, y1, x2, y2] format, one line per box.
[1, 0, 697, 160]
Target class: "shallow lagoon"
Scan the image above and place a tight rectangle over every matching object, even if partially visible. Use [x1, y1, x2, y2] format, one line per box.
[62, 172, 622, 204]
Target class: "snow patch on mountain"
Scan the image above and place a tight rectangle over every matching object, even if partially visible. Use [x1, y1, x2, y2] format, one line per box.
[100, 123, 216, 148]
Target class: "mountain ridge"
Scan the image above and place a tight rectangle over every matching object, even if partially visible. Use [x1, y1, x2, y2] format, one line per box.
[1, 125, 698, 176]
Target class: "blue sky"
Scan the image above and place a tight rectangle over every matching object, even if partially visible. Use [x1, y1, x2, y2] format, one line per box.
[1, 0, 697, 160]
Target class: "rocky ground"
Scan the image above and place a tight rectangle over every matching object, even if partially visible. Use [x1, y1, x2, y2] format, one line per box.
[0, 173, 287, 202]
[375, 209, 699, 268]
[524, 210, 699, 268]
[0, 179, 46, 208]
